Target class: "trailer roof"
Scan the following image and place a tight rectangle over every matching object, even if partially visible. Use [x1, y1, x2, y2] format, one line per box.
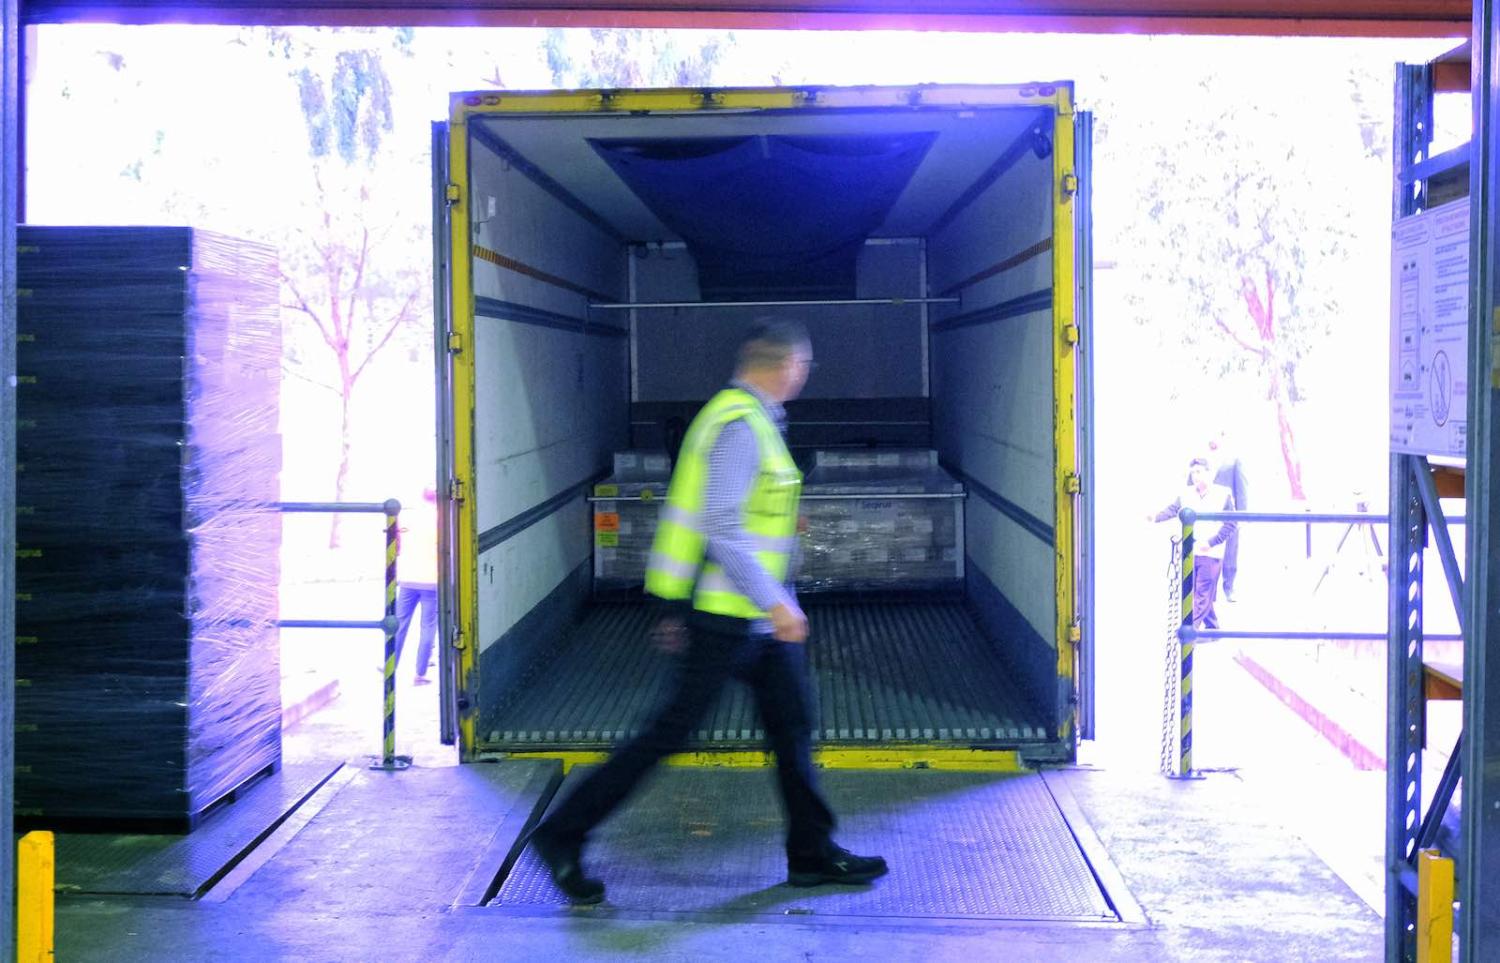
[469, 101, 1045, 243]
[18, 0, 1468, 38]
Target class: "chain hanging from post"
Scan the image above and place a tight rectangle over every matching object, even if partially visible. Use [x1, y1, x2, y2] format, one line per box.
[1161, 535, 1183, 776]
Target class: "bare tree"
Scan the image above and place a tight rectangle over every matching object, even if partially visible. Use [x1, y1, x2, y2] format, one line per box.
[1099, 66, 1381, 502]
[274, 32, 425, 544]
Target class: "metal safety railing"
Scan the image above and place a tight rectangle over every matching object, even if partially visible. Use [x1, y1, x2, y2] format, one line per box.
[1164, 507, 1461, 779]
[588, 296, 961, 311]
[278, 500, 410, 771]
[586, 492, 968, 503]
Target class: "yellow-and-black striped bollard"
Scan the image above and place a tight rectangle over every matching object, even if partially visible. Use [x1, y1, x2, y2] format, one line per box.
[382, 498, 401, 768]
[1177, 506, 1196, 778]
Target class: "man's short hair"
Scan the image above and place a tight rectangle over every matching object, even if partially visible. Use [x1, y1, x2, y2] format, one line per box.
[1188, 457, 1211, 470]
[737, 320, 810, 371]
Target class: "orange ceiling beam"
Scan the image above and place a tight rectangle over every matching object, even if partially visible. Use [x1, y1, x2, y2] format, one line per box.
[19, 0, 1469, 37]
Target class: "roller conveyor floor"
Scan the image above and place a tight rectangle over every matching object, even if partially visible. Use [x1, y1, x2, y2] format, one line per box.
[485, 600, 1050, 749]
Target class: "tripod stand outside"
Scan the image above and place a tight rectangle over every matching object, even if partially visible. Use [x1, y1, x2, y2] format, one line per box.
[1313, 498, 1386, 594]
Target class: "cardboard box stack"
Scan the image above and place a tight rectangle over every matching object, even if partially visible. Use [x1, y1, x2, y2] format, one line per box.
[797, 450, 964, 592]
[590, 447, 964, 595]
[592, 451, 673, 589]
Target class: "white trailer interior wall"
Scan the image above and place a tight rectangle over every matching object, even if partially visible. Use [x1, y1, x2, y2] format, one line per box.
[444, 86, 1084, 760]
[928, 126, 1064, 728]
[466, 126, 630, 718]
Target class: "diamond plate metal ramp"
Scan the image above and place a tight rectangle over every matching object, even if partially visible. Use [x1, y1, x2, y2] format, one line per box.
[496, 768, 1127, 923]
[224, 760, 562, 912]
[54, 762, 342, 897]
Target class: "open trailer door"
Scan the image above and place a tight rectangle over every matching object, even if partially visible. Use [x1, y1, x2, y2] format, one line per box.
[444, 91, 635, 761]
[432, 119, 460, 747]
[1041, 89, 1091, 750]
[1073, 108, 1096, 742]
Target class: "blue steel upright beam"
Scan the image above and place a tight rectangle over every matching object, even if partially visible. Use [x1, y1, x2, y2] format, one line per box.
[1412, 462, 1466, 634]
[1387, 62, 1433, 963]
[1465, 1, 1500, 954]
[1387, 458, 1426, 962]
[1, 0, 17, 957]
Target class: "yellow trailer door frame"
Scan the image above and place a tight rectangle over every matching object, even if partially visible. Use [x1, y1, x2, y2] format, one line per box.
[445, 84, 1081, 759]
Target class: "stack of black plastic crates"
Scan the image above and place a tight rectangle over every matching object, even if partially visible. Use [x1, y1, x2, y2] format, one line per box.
[14, 227, 283, 830]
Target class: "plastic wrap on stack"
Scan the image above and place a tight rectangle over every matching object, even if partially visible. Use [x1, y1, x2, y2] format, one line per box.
[797, 449, 965, 593]
[592, 451, 673, 590]
[14, 227, 283, 830]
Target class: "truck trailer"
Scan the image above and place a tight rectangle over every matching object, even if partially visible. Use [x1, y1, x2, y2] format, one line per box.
[433, 82, 1095, 766]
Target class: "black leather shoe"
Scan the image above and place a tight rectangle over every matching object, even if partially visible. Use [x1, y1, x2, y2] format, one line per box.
[529, 828, 605, 904]
[787, 844, 888, 887]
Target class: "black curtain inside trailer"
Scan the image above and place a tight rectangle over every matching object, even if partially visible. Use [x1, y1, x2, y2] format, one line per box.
[590, 133, 935, 299]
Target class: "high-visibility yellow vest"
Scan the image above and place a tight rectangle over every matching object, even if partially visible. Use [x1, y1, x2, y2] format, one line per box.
[644, 387, 802, 620]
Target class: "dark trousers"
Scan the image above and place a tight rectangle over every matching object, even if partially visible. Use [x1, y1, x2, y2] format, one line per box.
[538, 623, 835, 859]
[1220, 530, 1240, 594]
[1193, 556, 1223, 630]
[393, 586, 438, 677]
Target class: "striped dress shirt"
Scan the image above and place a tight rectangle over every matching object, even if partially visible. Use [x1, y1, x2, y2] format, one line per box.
[702, 380, 797, 631]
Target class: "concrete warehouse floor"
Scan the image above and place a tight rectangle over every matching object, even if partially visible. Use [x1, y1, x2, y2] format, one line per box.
[48, 645, 1390, 962]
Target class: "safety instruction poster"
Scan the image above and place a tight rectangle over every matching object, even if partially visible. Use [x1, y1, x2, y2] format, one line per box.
[1391, 198, 1469, 458]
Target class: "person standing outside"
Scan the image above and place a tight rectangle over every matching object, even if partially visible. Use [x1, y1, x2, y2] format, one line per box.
[528, 320, 887, 904]
[1150, 457, 1238, 630]
[393, 486, 439, 685]
[1208, 429, 1248, 603]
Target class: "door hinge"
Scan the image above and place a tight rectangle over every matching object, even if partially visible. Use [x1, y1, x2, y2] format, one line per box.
[449, 478, 466, 503]
[1061, 171, 1079, 198]
[1062, 322, 1079, 346]
[448, 331, 464, 354]
[1065, 473, 1082, 495]
[445, 182, 461, 205]
[451, 629, 467, 651]
[1069, 623, 1082, 645]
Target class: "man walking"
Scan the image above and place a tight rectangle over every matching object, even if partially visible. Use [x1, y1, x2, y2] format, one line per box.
[1209, 430, 1248, 602]
[393, 486, 439, 685]
[1151, 457, 1238, 630]
[528, 321, 887, 904]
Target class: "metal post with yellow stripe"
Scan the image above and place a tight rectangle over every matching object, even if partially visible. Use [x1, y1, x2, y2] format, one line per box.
[1176, 507, 1197, 779]
[373, 498, 410, 771]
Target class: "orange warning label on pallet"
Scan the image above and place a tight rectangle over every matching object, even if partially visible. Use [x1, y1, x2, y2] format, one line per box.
[594, 512, 621, 532]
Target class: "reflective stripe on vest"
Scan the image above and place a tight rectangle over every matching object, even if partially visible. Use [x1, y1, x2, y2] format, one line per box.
[643, 387, 802, 619]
